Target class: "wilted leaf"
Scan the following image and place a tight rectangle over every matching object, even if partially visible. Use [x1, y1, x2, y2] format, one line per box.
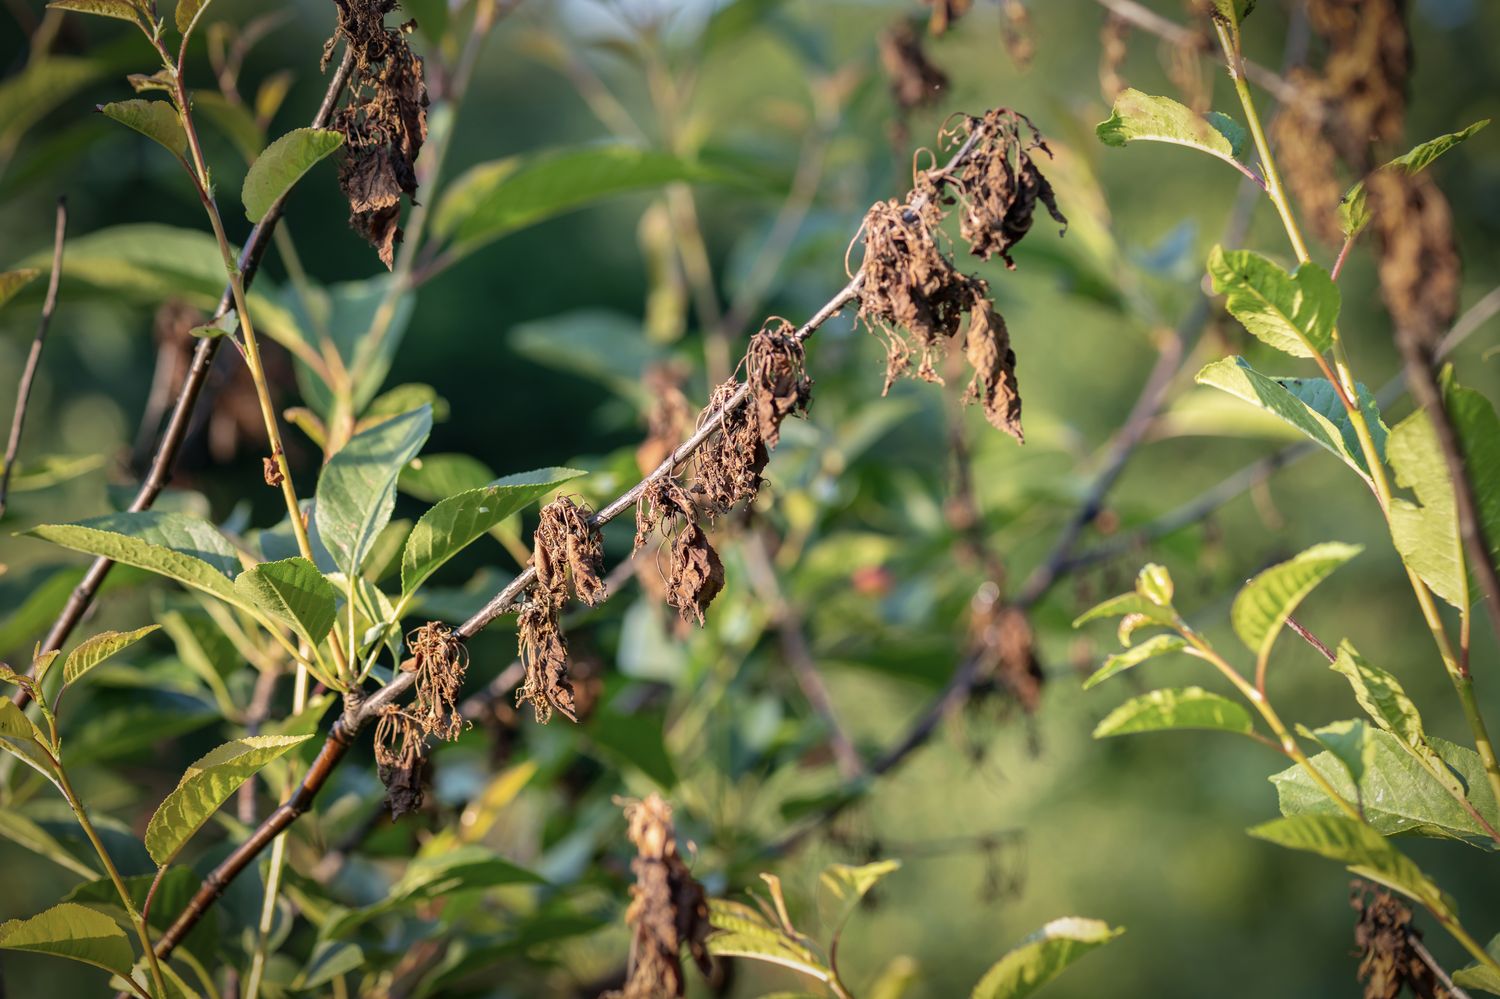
[1208, 246, 1339, 357]
[970, 917, 1124, 999]
[315, 407, 432, 578]
[1247, 815, 1452, 914]
[98, 100, 187, 158]
[62, 625, 160, 687]
[1093, 687, 1254, 739]
[1230, 542, 1360, 663]
[242, 127, 345, 222]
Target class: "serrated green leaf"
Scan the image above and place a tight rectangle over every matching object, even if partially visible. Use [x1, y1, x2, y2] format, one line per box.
[1453, 933, 1500, 994]
[400, 467, 585, 598]
[233, 557, 338, 646]
[1230, 541, 1361, 663]
[1083, 635, 1187, 690]
[970, 917, 1124, 999]
[1273, 730, 1499, 848]
[315, 407, 432, 578]
[45, 0, 142, 22]
[0, 698, 41, 741]
[1329, 641, 1467, 801]
[1208, 246, 1339, 357]
[817, 860, 900, 937]
[0, 902, 136, 980]
[1339, 120, 1490, 237]
[98, 100, 186, 158]
[1096, 89, 1247, 168]
[145, 734, 311, 866]
[707, 900, 830, 982]
[433, 144, 745, 259]
[242, 127, 345, 222]
[1094, 687, 1254, 738]
[1195, 356, 1385, 478]
[1387, 408, 1466, 607]
[0, 269, 41, 310]
[63, 624, 160, 687]
[1072, 592, 1175, 629]
[175, 0, 212, 33]
[1248, 814, 1452, 914]
[25, 512, 246, 610]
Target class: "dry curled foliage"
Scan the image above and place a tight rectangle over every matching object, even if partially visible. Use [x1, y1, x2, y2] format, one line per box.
[1367, 169, 1460, 351]
[1271, 72, 1347, 246]
[950, 109, 1067, 269]
[746, 320, 813, 450]
[879, 19, 948, 115]
[971, 588, 1044, 714]
[325, 0, 429, 267]
[1350, 881, 1450, 999]
[604, 795, 712, 999]
[636, 362, 695, 477]
[373, 706, 427, 818]
[961, 289, 1023, 442]
[920, 0, 971, 35]
[516, 598, 574, 724]
[696, 379, 768, 515]
[405, 621, 468, 742]
[1306, 0, 1409, 171]
[666, 522, 725, 627]
[534, 496, 608, 607]
[635, 477, 696, 554]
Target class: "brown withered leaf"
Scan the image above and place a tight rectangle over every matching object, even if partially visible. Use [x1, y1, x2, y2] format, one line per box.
[534, 496, 608, 607]
[404, 621, 468, 742]
[604, 795, 712, 999]
[746, 320, 813, 450]
[636, 362, 695, 477]
[1271, 75, 1347, 246]
[667, 521, 725, 627]
[879, 19, 948, 114]
[326, 0, 429, 267]
[1367, 168, 1460, 351]
[962, 288, 1023, 443]
[694, 379, 768, 516]
[921, 0, 972, 36]
[951, 108, 1067, 269]
[1305, 0, 1409, 171]
[635, 477, 696, 554]
[970, 589, 1044, 714]
[1350, 881, 1450, 999]
[516, 598, 575, 724]
[373, 706, 427, 818]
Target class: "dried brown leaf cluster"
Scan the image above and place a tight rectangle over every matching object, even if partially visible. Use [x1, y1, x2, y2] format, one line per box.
[951, 108, 1067, 269]
[695, 378, 769, 516]
[920, 0, 972, 36]
[970, 590, 1044, 713]
[1367, 168, 1460, 352]
[517, 497, 607, 724]
[1271, 70, 1348, 245]
[405, 621, 468, 742]
[325, 0, 429, 267]
[604, 795, 712, 999]
[636, 362, 695, 477]
[962, 292, 1024, 442]
[879, 19, 948, 115]
[1350, 881, 1450, 999]
[517, 598, 574, 723]
[635, 477, 727, 627]
[745, 320, 813, 450]
[373, 705, 427, 818]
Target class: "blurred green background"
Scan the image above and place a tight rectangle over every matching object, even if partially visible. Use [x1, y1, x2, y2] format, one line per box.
[2, 0, 1499, 996]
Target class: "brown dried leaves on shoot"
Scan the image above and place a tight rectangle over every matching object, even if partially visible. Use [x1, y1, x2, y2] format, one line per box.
[636, 362, 695, 477]
[1306, 0, 1409, 171]
[516, 598, 575, 724]
[961, 287, 1023, 443]
[695, 379, 768, 516]
[1367, 168, 1460, 351]
[1350, 881, 1450, 999]
[920, 0, 972, 35]
[666, 522, 725, 627]
[746, 320, 813, 450]
[970, 585, 1044, 714]
[634, 477, 696, 554]
[604, 794, 712, 999]
[326, 0, 429, 267]
[534, 496, 608, 607]
[404, 621, 468, 742]
[879, 19, 948, 116]
[373, 706, 428, 819]
[949, 109, 1067, 269]
[1271, 75, 1347, 246]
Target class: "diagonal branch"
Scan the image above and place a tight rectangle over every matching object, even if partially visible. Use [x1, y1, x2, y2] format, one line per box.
[0, 196, 67, 520]
[11, 47, 357, 710]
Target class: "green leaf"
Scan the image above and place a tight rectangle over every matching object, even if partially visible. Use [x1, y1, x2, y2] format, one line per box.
[1207, 246, 1339, 358]
[364, 382, 448, 424]
[241, 127, 345, 222]
[144, 734, 311, 866]
[970, 917, 1124, 999]
[1093, 687, 1254, 739]
[817, 860, 900, 937]
[98, 100, 187, 158]
[0, 902, 136, 980]
[1387, 408, 1466, 607]
[25, 513, 247, 610]
[1247, 815, 1452, 914]
[291, 941, 364, 990]
[1453, 933, 1500, 995]
[1339, 120, 1490, 237]
[1072, 592, 1174, 629]
[1096, 90, 1247, 168]
[433, 144, 744, 258]
[586, 709, 678, 789]
[63, 625, 160, 687]
[1328, 640, 1467, 801]
[1135, 563, 1174, 607]
[1195, 356, 1385, 478]
[1230, 541, 1361, 663]
[707, 899, 831, 982]
[0, 269, 41, 310]
[175, 0, 212, 33]
[315, 407, 432, 578]
[45, 0, 142, 22]
[1083, 635, 1187, 690]
[1444, 381, 1500, 592]
[0, 810, 99, 879]
[1273, 730, 1499, 849]
[400, 467, 585, 598]
[233, 558, 338, 646]
[1208, 0, 1256, 24]
[398, 453, 496, 503]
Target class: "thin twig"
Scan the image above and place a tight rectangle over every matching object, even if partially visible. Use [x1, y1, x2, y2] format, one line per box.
[11, 47, 356, 710]
[1285, 614, 1336, 663]
[0, 196, 67, 520]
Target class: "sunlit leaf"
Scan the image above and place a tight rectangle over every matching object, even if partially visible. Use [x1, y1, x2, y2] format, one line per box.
[45, 0, 142, 23]
[1387, 408, 1466, 607]
[233, 557, 338, 646]
[1247, 814, 1452, 914]
[1230, 542, 1360, 662]
[63, 624, 160, 687]
[1339, 120, 1490, 237]
[1096, 89, 1247, 168]
[1082, 635, 1187, 690]
[817, 860, 900, 937]
[175, 0, 212, 33]
[1207, 246, 1339, 358]
[970, 917, 1124, 999]
[98, 100, 187, 158]
[1135, 564, 1174, 607]
[1093, 687, 1254, 739]
[241, 127, 345, 222]
[0, 902, 136, 980]
[707, 899, 831, 982]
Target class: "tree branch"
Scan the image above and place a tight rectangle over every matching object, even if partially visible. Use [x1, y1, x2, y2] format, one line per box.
[0, 196, 67, 520]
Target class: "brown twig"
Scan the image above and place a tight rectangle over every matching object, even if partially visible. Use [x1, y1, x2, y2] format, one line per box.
[10, 47, 357, 711]
[1285, 614, 1337, 664]
[0, 196, 67, 520]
